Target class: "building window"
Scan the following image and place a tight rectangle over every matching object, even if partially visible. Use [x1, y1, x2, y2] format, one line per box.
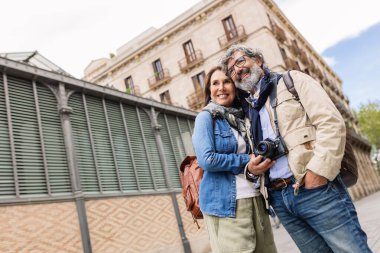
[222, 15, 238, 40]
[124, 76, 134, 94]
[280, 47, 287, 60]
[152, 59, 164, 81]
[160, 90, 172, 105]
[192, 71, 205, 91]
[295, 61, 301, 70]
[183, 40, 196, 63]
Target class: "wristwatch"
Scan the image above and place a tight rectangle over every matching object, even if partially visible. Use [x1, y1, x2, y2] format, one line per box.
[244, 164, 260, 183]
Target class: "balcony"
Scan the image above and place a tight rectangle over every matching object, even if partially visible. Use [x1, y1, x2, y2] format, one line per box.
[272, 23, 287, 43]
[178, 50, 204, 73]
[218, 25, 248, 50]
[288, 40, 301, 55]
[147, 69, 172, 90]
[335, 102, 353, 120]
[284, 58, 300, 71]
[187, 86, 204, 111]
[323, 76, 331, 88]
[314, 67, 324, 81]
[308, 59, 317, 74]
[344, 95, 350, 104]
[299, 50, 309, 65]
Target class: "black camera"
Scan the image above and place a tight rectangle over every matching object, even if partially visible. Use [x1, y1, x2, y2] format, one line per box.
[254, 136, 288, 160]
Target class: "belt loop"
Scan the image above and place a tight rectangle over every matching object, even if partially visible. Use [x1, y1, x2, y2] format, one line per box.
[293, 182, 300, 196]
[280, 178, 287, 189]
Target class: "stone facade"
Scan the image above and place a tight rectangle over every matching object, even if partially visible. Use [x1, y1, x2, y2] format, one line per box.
[83, 0, 380, 200]
[83, 0, 345, 115]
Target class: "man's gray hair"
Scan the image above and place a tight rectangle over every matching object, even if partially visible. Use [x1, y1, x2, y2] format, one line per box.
[220, 44, 266, 72]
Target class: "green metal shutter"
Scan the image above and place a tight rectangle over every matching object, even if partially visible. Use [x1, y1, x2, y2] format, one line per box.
[122, 105, 154, 190]
[188, 119, 195, 134]
[7, 76, 46, 195]
[0, 74, 14, 196]
[85, 95, 118, 192]
[157, 113, 183, 189]
[36, 82, 71, 194]
[105, 100, 138, 192]
[138, 108, 166, 190]
[69, 93, 99, 193]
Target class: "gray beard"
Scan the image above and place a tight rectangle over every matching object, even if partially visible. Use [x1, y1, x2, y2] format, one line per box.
[235, 63, 262, 92]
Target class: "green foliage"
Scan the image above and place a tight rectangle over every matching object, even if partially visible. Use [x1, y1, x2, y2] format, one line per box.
[356, 100, 380, 147]
[125, 86, 132, 94]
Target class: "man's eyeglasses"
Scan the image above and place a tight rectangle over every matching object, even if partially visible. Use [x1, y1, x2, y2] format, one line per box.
[227, 55, 247, 77]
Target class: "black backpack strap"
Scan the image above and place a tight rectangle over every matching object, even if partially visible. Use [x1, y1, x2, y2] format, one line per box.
[283, 71, 299, 101]
[269, 82, 281, 137]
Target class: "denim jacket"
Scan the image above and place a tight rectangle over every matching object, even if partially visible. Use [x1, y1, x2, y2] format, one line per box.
[192, 111, 250, 217]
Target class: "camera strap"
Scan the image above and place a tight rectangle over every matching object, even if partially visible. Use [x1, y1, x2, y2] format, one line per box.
[269, 81, 289, 155]
[269, 83, 281, 137]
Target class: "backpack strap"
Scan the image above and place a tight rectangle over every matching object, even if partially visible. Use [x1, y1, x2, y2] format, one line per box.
[283, 71, 299, 101]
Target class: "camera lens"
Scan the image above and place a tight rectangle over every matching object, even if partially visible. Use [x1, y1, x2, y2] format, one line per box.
[257, 142, 269, 155]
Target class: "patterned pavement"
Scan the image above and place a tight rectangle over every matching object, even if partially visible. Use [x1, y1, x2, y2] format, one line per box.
[272, 190, 380, 253]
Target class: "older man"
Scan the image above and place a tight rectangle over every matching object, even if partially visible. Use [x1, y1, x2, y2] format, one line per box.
[220, 44, 372, 253]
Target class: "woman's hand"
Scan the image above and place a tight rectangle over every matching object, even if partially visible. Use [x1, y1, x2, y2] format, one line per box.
[247, 154, 275, 175]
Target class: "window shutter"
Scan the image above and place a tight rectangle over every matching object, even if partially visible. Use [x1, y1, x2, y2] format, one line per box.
[0, 75, 14, 196]
[105, 100, 138, 192]
[7, 76, 46, 195]
[137, 108, 166, 190]
[178, 118, 193, 138]
[157, 113, 183, 189]
[85, 95, 119, 192]
[189, 119, 195, 135]
[69, 93, 99, 193]
[122, 105, 154, 190]
[37, 82, 70, 194]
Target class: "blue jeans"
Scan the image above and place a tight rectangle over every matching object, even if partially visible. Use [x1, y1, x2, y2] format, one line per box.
[269, 176, 372, 253]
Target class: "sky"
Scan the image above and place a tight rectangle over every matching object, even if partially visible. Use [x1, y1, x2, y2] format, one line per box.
[274, 0, 380, 109]
[1, 0, 379, 109]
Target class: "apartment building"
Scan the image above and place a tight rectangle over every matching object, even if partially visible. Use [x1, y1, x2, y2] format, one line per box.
[84, 0, 352, 125]
[84, 0, 380, 201]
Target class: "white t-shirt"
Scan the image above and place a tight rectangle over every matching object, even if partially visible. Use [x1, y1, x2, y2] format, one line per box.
[231, 128, 261, 199]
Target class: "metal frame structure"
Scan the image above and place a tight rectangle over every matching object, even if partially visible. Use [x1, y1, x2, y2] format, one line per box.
[0, 56, 197, 253]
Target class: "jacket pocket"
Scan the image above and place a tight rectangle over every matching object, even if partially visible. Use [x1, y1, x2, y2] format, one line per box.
[276, 90, 304, 122]
[285, 126, 316, 176]
[214, 129, 234, 153]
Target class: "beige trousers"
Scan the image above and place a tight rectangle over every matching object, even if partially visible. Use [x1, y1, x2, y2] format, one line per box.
[204, 196, 277, 253]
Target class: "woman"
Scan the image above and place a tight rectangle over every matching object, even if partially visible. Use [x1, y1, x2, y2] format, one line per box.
[192, 66, 277, 253]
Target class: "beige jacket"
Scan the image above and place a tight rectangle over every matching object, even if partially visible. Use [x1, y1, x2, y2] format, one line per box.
[265, 70, 346, 186]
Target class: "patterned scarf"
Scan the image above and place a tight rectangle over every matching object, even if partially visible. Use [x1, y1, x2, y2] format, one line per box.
[245, 69, 282, 143]
[202, 101, 248, 142]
